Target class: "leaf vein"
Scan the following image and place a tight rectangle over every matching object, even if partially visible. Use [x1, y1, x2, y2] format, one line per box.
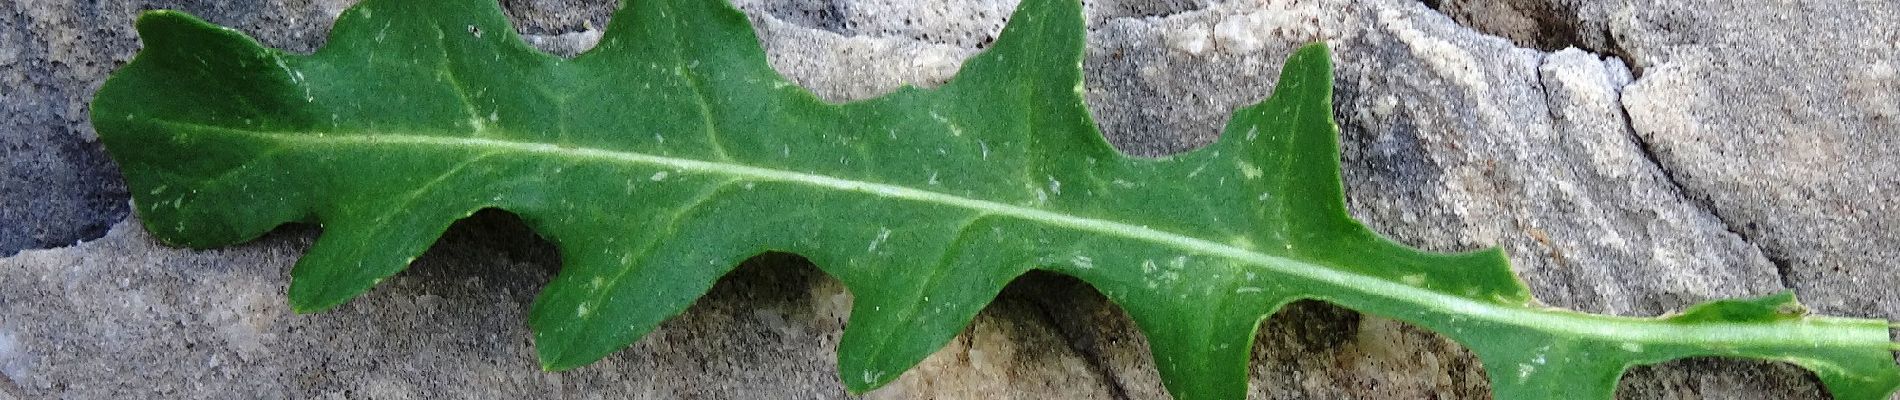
[657, 0, 733, 161]
[148, 119, 1884, 350]
[573, 178, 739, 331]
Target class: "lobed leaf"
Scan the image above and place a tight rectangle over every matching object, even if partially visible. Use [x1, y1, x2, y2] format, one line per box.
[91, 0, 1900, 398]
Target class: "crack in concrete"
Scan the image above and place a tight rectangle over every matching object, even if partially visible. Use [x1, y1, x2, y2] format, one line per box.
[1600, 27, 1643, 79]
[1611, 85, 1798, 292]
[1518, 51, 1587, 271]
[1488, 0, 1793, 292]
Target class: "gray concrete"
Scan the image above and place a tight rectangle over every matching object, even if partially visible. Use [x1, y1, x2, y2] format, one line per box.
[2, 0, 1894, 398]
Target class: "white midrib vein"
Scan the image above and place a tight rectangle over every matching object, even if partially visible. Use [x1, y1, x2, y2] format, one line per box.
[164, 120, 1890, 351]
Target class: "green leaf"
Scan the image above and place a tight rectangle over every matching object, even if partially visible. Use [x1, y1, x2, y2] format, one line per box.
[91, 0, 1900, 398]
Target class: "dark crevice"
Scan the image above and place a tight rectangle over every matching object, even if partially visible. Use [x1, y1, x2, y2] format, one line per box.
[1614, 91, 1796, 292]
[1, 371, 27, 399]
[1412, 0, 1641, 78]
[0, 3, 132, 258]
[0, 142, 127, 258]
[432, 209, 564, 270]
[751, 0, 854, 36]
[1522, 51, 1588, 272]
[1416, 0, 1589, 51]
[1618, 357, 1830, 399]
[499, 0, 615, 58]
[1767, 254, 1798, 293]
[498, 0, 615, 37]
[1527, 49, 1826, 396]
[745, 0, 1014, 51]
[1017, 273, 1134, 400]
[1531, 52, 1562, 122]
[1600, 28, 1644, 78]
[1087, 0, 1213, 21]
[0, 132, 130, 257]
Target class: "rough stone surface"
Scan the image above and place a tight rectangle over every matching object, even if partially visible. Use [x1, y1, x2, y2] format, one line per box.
[1433, 0, 1900, 321]
[2, 0, 1895, 399]
[0, 217, 1113, 399]
[1617, 0, 1900, 325]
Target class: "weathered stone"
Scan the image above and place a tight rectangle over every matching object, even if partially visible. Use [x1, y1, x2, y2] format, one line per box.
[0, 216, 1116, 399]
[2, 0, 1893, 398]
[1616, 0, 1900, 322]
[1430, 0, 1900, 332]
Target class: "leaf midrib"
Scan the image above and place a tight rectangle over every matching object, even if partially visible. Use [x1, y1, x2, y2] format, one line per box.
[151, 119, 1890, 351]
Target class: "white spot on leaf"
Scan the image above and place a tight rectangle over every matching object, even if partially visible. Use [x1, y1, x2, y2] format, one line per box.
[867, 227, 892, 252]
[1401, 274, 1426, 286]
[929, 111, 963, 137]
[1071, 255, 1094, 269]
[1237, 161, 1263, 179]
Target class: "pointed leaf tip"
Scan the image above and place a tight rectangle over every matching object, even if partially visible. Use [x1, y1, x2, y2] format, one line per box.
[535, 339, 592, 372]
[1271, 43, 1336, 101]
[286, 280, 354, 314]
[133, 9, 196, 31]
[132, 9, 254, 49]
[534, 339, 590, 372]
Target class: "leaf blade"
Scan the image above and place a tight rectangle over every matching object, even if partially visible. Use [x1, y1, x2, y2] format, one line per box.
[92, 0, 1900, 398]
